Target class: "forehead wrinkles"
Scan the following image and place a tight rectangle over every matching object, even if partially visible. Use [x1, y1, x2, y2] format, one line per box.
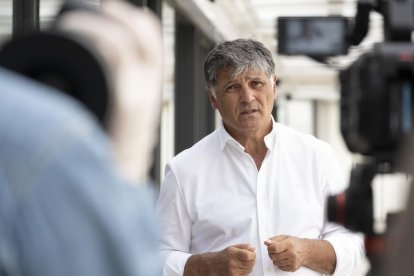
[229, 64, 270, 80]
[219, 67, 269, 83]
[215, 70, 272, 95]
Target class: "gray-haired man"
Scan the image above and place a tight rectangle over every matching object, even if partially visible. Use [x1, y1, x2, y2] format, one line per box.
[157, 39, 364, 276]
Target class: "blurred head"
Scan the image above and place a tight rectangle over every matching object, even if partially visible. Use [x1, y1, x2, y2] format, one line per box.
[203, 39, 276, 139]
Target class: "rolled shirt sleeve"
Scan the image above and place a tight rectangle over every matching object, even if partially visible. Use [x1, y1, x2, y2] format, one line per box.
[323, 223, 365, 276]
[162, 252, 192, 276]
[321, 143, 365, 275]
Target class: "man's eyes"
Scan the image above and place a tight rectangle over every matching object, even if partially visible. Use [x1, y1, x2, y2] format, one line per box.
[251, 81, 264, 87]
[225, 85, 238, 92]
[224, 81, 265, 92]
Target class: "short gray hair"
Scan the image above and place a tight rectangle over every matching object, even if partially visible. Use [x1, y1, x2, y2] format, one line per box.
[204, 39, 275, 88]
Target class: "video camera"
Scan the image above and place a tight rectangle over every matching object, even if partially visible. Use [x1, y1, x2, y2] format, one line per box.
[278, 0, 414, 164]
[278, 1, 414, 274]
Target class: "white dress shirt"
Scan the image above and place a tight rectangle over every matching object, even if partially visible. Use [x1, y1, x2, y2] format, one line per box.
[157, 118, 364, 276]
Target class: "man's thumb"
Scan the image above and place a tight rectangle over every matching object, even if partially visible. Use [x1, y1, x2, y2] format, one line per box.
[266, 235, 289, 245]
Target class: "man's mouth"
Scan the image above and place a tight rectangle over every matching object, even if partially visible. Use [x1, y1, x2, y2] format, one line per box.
[241, 109, 257, 115]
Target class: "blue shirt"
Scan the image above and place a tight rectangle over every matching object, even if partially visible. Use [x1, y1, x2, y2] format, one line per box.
[0, 67, 160, 276]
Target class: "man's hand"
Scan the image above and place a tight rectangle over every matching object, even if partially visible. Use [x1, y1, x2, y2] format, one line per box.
[264, 235, 336, 274]
[264, 235, 308, 272]
[184, 244, 256, 276]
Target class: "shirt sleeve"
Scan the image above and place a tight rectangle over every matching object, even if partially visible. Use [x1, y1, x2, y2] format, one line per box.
[322, 223, 365, 276]
[156, 163, 193, 275]
[320, 143, 365, 276]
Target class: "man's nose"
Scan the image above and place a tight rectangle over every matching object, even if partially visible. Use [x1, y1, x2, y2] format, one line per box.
[239, 85, 255, 103]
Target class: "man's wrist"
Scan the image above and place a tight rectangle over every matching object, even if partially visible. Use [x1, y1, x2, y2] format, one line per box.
[184, 255, 199, 276]
[302, 239, 336, 274]
[301, 238, 313, 268]
[184, 253, 215, 276]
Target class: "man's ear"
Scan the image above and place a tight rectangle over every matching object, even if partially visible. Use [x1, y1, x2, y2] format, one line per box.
[205, 85, 217, 109]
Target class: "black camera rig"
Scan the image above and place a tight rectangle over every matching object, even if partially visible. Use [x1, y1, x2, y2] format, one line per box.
[331, 3, 414, 274]
[278, 1, 414, 275]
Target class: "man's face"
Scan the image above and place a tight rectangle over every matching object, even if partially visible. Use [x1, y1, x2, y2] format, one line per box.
[207, 67, 276, 137]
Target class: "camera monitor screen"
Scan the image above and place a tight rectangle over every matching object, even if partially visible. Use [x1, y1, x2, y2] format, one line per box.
[277, 16, 349, 57]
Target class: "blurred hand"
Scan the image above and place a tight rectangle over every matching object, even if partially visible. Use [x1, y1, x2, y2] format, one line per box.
[264, 235, 309, 272]
[57, 0, 163, 184]
[184, 244, 256, 276]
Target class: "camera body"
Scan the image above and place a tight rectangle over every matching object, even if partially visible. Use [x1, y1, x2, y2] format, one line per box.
[340, 42, 414, 163]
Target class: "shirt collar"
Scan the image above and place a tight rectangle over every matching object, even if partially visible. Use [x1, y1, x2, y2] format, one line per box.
[217, 115, 277, 151]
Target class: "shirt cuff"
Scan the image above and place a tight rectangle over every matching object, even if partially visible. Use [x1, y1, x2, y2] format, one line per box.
[162, 251, 192, 276]
[323, 232, 364, 276]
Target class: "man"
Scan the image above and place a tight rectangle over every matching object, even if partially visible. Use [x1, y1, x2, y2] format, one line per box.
[157, 39, 364, 275]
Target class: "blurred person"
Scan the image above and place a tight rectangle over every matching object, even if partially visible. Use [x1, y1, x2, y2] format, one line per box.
[0, 0, 164, 275]
[0, 66, 159, 276]
[156, 39, 364, 276]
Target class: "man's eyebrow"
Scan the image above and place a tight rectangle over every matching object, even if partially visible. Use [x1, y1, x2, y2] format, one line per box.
[246, 76, 266, 81]
[223, 80, 238, 87]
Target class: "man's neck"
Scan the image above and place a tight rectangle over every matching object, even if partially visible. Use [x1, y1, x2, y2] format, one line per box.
[225, 124, 272, 170]
[243, 138, 268, 170]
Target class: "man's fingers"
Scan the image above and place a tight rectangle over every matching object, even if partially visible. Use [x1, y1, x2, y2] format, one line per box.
[265, 235, 288, 244]
[239, 259, 256, 268]
[269, 235, 289, 242]
[231, 244, 255, 261]
[276, 263, 294, 272]
[265, 235, 289, 253]
[230, 244, 256, 262]
[266, 241, 288, 254]
[275, 254, 289, 262]
[236, 248, 256, 262]
[265, 236, 304, 272]
[264, 239, 272, 246]
[234, 244, 256, 252]
[269, 252, 288, 262]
